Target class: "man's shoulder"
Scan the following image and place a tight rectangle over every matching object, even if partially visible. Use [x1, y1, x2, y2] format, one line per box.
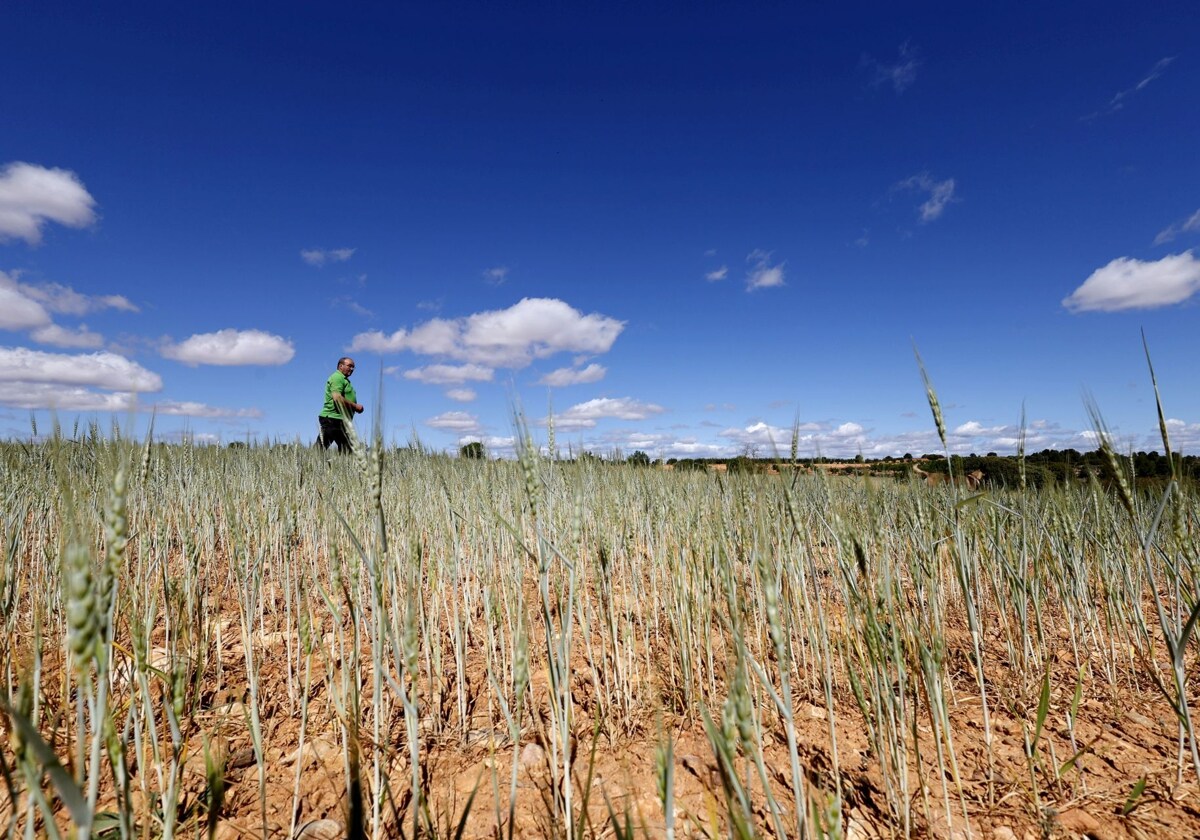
[327, 370, 348, 386]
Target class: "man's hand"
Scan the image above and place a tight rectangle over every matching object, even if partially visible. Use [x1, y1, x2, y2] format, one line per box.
[354, 402, 364, 414]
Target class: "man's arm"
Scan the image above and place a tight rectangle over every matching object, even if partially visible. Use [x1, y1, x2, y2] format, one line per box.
[331, 390, 364, 415]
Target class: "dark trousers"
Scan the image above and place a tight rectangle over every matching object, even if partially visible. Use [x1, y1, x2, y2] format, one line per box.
[318, 416, 353, 453]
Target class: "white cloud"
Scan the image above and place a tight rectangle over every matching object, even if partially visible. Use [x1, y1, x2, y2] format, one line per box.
[746, 250, 785, 291]
[350, 298, 625, 369]
[865, 42, 920, 93]
[403, 363, 494, 385]
[832, 422, 865, 437]
[1154, 209, 1200, 246]
[554, 397, 666, 430]
[1087, 56, 1175, 120]
[154, 400, 263, 419]
[407, 319, 465, 355]
[1063, 251, 1200, 312]
[14, 279, 138, 316]
[0, 378, 253, 418]
[483, 266, 509, 285]
[0, 162, 97, 244]
[539, 363, 606, 387]
[349, 329, 407, 353]
[161, 329, 296, 366]
[705, 266, 728, 282]
[161, 431, 221, 445]
[30, 323, 104, 349]
[461, 299, 624, 366]
[0, 383, 135, 412]
[895, 173, 957, 222]
[0, 271, 135, 344]
[720, 421, 798, 450]
[1157, 418, 1200, 454]
[445, 388, 476, 402]
[0, 347, 162, 391]
[426, 411, 483, 434]
[331, 296, 374, 318]
[0, 274, 51, 331]
[301, 248, 355, 266]
[953, 421, 1008, 436]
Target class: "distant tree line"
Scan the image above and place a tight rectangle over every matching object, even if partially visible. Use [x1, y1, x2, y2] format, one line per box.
[449, 444, 1198, 487]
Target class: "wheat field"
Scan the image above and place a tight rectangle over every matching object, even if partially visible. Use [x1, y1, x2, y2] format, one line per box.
[1, 415, 1198, 839]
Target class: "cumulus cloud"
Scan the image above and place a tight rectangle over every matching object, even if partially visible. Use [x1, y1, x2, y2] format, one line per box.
[554, 397, 666, 430]
[1154, 209, 1200, 246]
[705, 266, 728, 282]
[1063, 251, 1200, 312]
[864, 42, 921, 93]
[895, 172, 957, 222]
[953, 421, 1008, 436]
[402, 363, 494, 385]
[425, 411, 484, 435]
[746, 250, 785, 291]
[349, 298, 625, 369]
[539, 363, 606, 387]
[30, 323, 105, 349]
[445, 388, 476, 402]
[161, 328, 296, 366]
[0, 162, 97, 244]
[301, 248, 355, 266]
[0, 347, 162, 392]
[482, 266, 509, 285]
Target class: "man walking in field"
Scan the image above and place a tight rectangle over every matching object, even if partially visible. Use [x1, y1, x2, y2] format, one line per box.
[318, 356, 364, 453]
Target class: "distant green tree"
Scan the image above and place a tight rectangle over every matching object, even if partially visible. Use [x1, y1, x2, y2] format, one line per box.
[627, 450, 651, 467]
[726, 455, 761, 474]
[459, 441, 486, 460]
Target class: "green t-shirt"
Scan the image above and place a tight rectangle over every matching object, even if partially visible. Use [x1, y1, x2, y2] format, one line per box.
[320, 371, 357, 419]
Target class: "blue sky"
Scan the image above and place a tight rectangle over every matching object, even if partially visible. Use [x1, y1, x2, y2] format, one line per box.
[2, 1, 1199, 458]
